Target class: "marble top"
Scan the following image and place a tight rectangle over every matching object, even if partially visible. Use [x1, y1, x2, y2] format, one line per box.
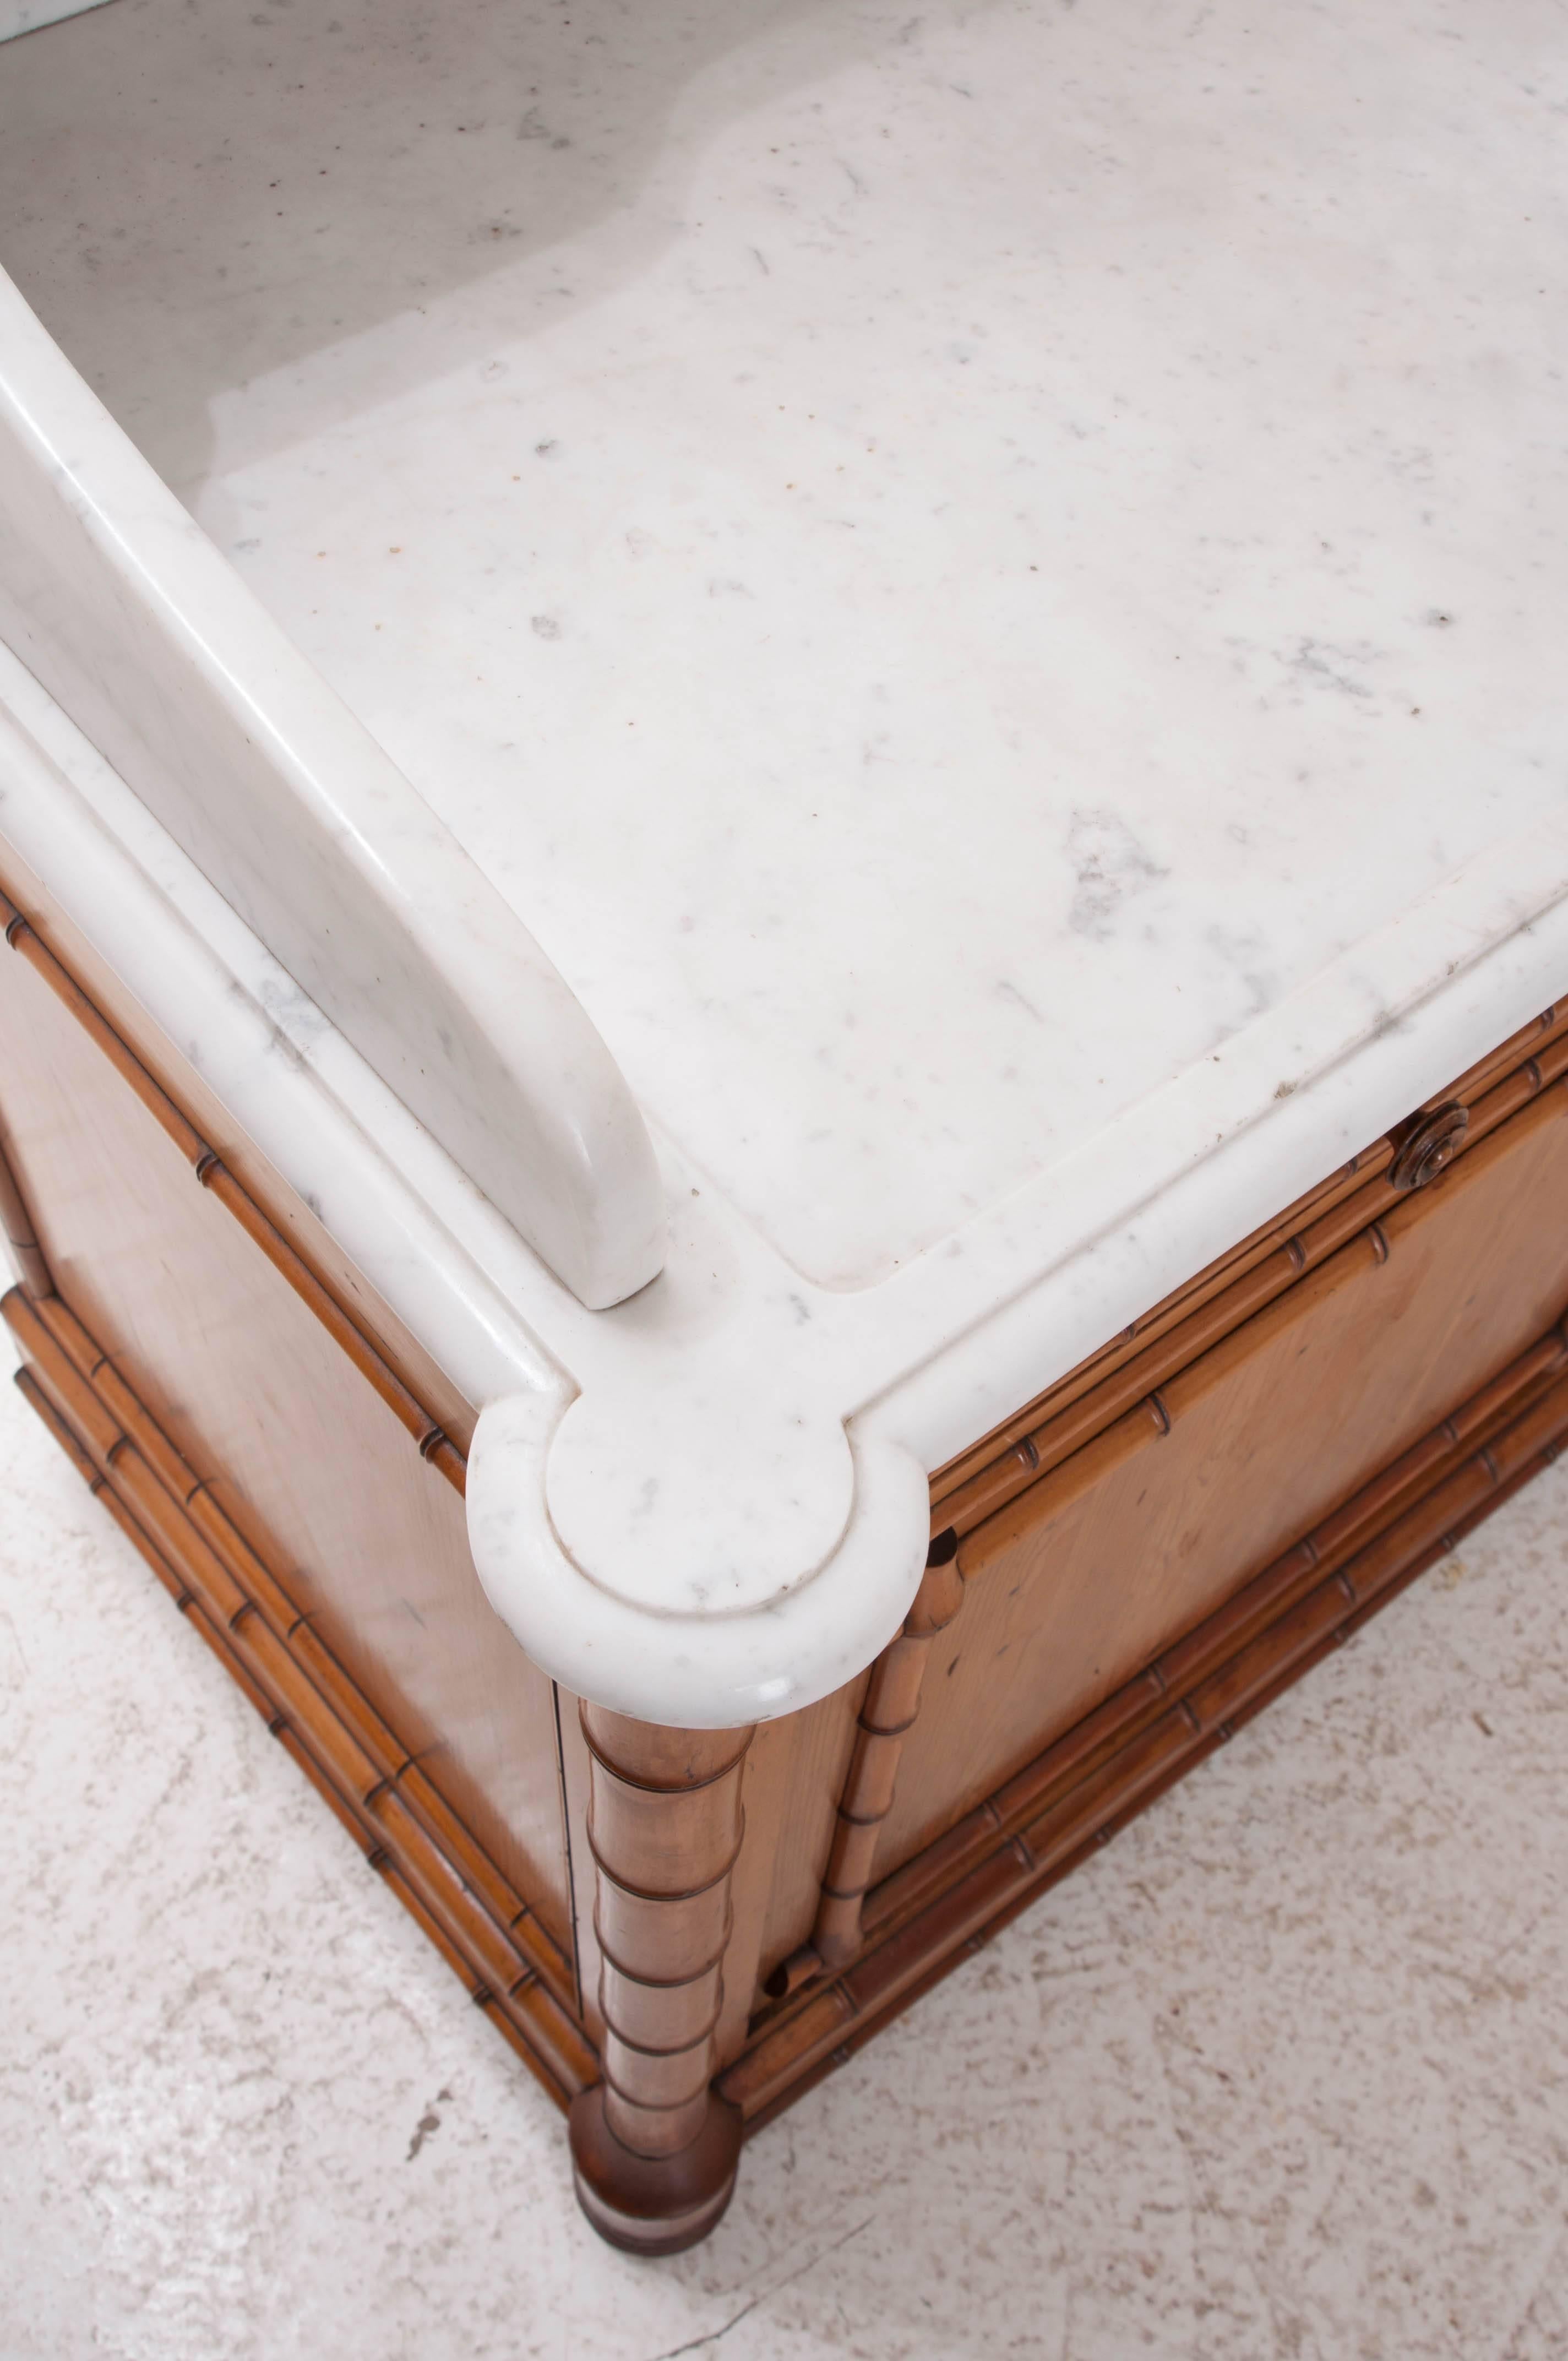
[3, 0, 1567, 1721]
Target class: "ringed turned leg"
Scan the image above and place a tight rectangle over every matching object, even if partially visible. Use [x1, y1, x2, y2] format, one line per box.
[568, 1705, 754, 2254]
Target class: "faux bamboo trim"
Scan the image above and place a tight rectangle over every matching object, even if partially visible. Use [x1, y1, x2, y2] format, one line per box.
[865, 1317, 1568, 1954]
[24, 1288, 540, 1948]
[9, 862, 1566, 2166]
[0, 882, 466, 1495]
[594, 1917, 736, 1991]
[600, 2064, 714, 2114]
[601, 1992, 728, 2059]
[3, 863, 1560, 1547]
[808, 1199, 1568, 1984]
[932, 1006, 1568, 1532]
[577, 1727, 755, 1797]
[13, 1364, 110, 1492]
[723, 1336, 1568, 2128]
[803, 1536, 966, 1976]
[587, 1842, 749, 1908]
[6, 1294, 593, 2109]
[576, 1701, 753, 2164]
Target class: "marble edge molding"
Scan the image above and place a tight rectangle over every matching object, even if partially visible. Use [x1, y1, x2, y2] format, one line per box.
[469, 1395, 931, 1727]
[0, 648, 569, 1417]
[7, 647, 1568, 1723]
[0, 649, 933, 1724]
[0, 266, 666, 1310]
[857, 838, 1568, 1472]
[4, 267, 1568, 1720]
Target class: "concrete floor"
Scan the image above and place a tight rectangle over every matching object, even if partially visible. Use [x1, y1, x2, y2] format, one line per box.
[1, 1332, 1564, 2361]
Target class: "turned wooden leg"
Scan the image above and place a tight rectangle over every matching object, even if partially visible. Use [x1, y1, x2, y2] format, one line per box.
[810, 1528, 966, 1969]
[568, 1704, 754, 2255]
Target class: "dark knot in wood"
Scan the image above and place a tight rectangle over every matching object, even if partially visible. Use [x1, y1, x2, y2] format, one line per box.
[1389, 1101, 1468, 1192]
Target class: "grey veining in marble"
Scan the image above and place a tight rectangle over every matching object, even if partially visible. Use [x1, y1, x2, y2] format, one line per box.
[8, 0, 1565, 1286]
[2, 0, 1567, 1721]
[0, 268, 668, 1315]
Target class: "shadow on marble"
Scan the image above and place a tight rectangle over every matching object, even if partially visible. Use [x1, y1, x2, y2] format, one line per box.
[0, 0, 1004, 497]
[1, 1330, 1564, 2361]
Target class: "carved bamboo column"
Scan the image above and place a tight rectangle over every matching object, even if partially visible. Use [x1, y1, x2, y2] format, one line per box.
[810, 1529, 965, 1968]
[568, 1704, 754, 2254]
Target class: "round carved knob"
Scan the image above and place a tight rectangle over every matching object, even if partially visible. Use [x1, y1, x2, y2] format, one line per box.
[1388, 1100, 1468, 1191]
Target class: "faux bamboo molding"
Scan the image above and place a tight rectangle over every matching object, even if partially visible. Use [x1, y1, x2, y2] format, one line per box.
[3, 1282, 594, 2109]
[797, 1527, 966, 1981]
[864, 1319, 1568, 1960]
[723, 1330, 1568, 2128]
[932, 1009, 1568, 1540]
[8, 855, 1567, 2231]
[568, 1707, 753, 2254]
[0, 883, 467, 1495]
[791, 1092, 1568, 2016]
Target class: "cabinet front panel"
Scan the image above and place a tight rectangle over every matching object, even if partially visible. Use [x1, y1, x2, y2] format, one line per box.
[879, 1084, 1568, 1878]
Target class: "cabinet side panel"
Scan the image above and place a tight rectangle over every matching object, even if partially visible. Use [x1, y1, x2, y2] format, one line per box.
[883, 1087, 1568, 1876]
[0, 837, 476, 1449]
[0, 942, 571, 1944]
[717, 1679, 865, 2054]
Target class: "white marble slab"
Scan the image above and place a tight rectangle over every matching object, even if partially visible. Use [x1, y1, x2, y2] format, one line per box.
[2, 0, 1566, 1722]
[0, 272, 667, 1313]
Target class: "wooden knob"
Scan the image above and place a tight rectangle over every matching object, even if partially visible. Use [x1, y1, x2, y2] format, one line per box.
[1388, 1101, 1468, 1191]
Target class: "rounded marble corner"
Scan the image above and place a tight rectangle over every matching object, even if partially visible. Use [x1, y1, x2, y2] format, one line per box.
[465, 1388, 930, 1729]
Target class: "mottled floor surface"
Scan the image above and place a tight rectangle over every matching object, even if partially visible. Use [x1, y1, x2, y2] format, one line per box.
[1, 1339, 1564, 2361]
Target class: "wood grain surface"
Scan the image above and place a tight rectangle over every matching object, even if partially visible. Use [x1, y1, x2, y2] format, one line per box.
[0, 905, 572, 1941]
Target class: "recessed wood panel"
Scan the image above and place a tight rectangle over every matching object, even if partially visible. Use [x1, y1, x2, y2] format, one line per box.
[877, 1082, 1568, 1878]
[0, 938, 572, 1944]
[0, 840, 477, 1450]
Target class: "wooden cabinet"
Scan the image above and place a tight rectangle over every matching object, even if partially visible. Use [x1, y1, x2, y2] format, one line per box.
[892, 1080, 1568, 1878]
[5, 864, 1567, 2248]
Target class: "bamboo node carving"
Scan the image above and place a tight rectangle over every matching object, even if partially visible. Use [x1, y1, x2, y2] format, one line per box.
[568, 1702, 753, 2254]
[804, 1527, 972, 1976]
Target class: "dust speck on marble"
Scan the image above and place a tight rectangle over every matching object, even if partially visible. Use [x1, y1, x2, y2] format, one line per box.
[1066, 807, 1167, 943]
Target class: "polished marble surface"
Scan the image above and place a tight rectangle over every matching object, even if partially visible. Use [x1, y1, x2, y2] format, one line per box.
[2, 0, 1567, 1721]
[0, 262, 668, 1318]
[3, 1336, 1566, 2360]
[6, 0, 1566, 1292]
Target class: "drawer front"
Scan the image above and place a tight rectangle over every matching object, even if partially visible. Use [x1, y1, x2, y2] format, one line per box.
[878, 1079, 1568, 1878]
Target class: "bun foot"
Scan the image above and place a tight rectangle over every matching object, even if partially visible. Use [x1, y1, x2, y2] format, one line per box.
[569, 2085, 743, 2256]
